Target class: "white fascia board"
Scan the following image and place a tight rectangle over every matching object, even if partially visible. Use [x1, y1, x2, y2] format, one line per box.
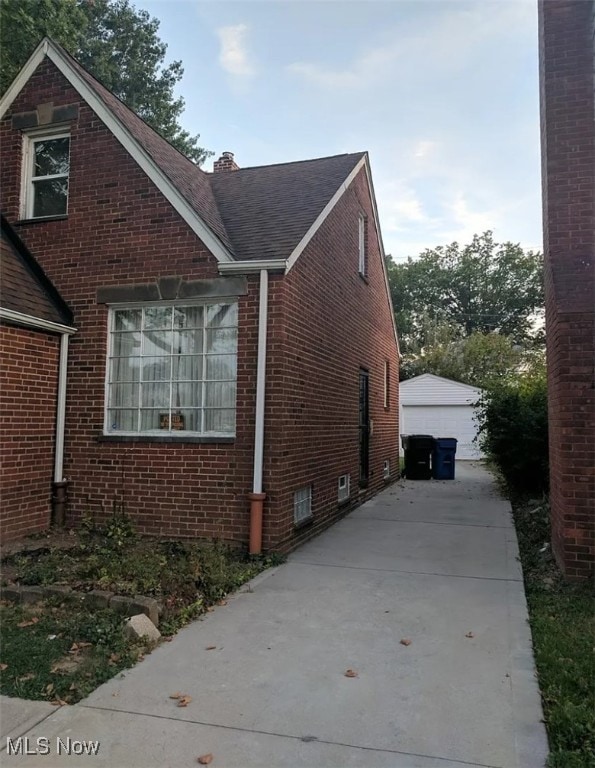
[285, 156, 367, 274]
[218, 259, 287, 275]
[0, 39, 234, 265]
[0, 41, 49, 120]
[363, 156, 400, 354]
[0, 307, 76, 335]
[402, 373, 483, 394]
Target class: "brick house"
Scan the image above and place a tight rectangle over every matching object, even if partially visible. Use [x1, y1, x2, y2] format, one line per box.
[0, 215, 74, 541]
[0, 39, 399, 552]
[538, 0, 595, 579]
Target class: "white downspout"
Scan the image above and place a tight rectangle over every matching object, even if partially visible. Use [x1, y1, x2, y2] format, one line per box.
[249, 269, 268, 553]
[51, 331, 71, 527]
[253, 269, 268, 493]
[54, 332, 70, 483]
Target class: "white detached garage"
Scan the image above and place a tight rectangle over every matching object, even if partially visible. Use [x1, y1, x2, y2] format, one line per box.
[399, 374, 484, 460]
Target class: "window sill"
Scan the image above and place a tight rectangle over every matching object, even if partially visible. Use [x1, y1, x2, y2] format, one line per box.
[338, 497, 351, 507]
[15, 215, 68, 225]
[294, 516, 314, 531]
[97, 434, 235, 445]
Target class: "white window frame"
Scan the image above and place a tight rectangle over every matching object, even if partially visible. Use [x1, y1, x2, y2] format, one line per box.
[294, 485, 313, 524]
[21, 128, 71, 219]
[103, 299, 238, 438]
[358, 213, 367, 276]
[338, 474, 350, 503]
[384, 360, 390, 408]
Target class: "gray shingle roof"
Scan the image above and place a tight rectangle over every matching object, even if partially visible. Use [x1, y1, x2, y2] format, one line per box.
[53, 43, 365, 263]
[210, 153, 365, 261]
[1, 216, 73, 326]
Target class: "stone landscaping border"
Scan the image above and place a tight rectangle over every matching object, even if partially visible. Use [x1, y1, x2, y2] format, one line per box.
[0, 584, 161, 626]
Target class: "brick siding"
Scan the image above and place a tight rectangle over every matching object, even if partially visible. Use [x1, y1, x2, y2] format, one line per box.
[0, 324, 60, 541]
[0, 59, 399, 550]
[539, 0, 595, 579]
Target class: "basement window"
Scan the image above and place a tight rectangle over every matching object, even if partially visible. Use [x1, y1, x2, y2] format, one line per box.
[383, 460, 390, 479]
[106, 302, 238, 437]
[294, 485, 313, 525]
[338, 474, 350, 503]
[23, 131, 70, 218]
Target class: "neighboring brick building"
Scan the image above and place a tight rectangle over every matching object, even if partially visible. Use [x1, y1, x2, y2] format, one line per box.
[538, 0, 595, 579]
[0, 216, 74, 541]
[0, 39, 399, 551]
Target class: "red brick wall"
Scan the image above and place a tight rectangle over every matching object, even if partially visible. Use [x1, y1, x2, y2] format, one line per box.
[1, 58, 399, 551]
[262, 168, 399, 551]
[539, 0, 595, 579]
[0, 324, 60, 541]
[0, 59, 257, 543]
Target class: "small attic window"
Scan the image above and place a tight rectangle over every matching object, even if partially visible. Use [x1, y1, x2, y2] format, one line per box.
[22, 131, 70, 219]
[358, 213, 367, 276]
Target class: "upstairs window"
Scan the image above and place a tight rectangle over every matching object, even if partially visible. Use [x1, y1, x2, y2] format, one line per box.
[106, 302, 238, 437]
[358, 213, 367, 276]
[23, 133, 70, 219]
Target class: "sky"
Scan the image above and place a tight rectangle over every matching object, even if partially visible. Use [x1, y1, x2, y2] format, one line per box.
[143, 0, 542, 261]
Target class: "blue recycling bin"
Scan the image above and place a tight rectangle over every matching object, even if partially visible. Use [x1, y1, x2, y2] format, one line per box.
[432, 438, 457, 480]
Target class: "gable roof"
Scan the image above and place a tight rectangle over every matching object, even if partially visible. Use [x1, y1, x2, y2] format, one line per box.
[0, 38, 235, 262]
[0, 215, 73, 328]
[0, 39, 369, 267]
[400, 373, 483, 394]
[210, 153, 365, 261]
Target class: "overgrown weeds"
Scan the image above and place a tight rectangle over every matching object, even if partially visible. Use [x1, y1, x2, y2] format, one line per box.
[1, 523, 283, 702]
[511, 495, 595, 768]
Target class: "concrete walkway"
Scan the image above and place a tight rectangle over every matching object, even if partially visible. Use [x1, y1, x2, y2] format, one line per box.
[1, 463, 548, 767]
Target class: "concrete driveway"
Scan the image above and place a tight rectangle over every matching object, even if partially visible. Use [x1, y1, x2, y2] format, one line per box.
[1, 462, 548, 767]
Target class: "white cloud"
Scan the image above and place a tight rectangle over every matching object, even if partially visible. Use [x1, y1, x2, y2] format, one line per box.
[378, 180, 431, 233]
[287, 2, 534, 91]
[413, 140, 436, 159]
[217, 24, 255, 77]
[446, 193, 501, 241]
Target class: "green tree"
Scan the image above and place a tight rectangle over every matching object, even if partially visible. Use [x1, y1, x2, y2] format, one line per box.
[388, 232, 544, 353]
[0, 0, 211, 163]
[400, 324, 530, 388]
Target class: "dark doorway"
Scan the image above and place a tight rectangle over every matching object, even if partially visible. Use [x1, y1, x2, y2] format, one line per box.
[359, 369, 370, 486]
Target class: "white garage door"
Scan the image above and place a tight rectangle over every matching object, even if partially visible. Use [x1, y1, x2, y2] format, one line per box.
[400, 405, 483, 460]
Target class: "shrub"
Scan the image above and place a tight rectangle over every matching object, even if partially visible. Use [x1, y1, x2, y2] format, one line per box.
[476, 368, 548, 494]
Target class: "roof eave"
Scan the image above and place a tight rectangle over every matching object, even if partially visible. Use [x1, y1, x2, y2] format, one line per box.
[0, 38, 235, 265]
[218, 259, 287, 275]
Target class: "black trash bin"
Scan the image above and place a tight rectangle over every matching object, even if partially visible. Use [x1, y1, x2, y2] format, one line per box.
[402, 434, 434, 480]
[432, 437, 458, 480]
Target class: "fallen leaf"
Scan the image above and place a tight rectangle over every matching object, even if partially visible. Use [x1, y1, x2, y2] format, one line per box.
[206, 607, 215, 612]
[45, 683, 55, 695]
[177, 695, 192, 707]
[205, 645, 217, 651]
[17, 617, 39, 628]
[51, 699, 68, 707]
[169, 692, 183, 699]
[400, 638, 412, 646]
[465, 632, 475, 639]
[344, 669, 358, 678]
[217, 600, 227, 606]
[0, 663, 8, 671]
[197, 754, 213, 765]
[17, 673, 35, 682]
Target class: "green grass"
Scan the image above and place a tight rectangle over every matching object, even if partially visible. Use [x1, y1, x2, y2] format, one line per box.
[1, 525, 283, 703]
[511, 497, 595, 768]
[0, 601, 145, 703]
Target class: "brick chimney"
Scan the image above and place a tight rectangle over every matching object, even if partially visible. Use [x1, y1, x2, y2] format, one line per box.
[213, 151, 239, 173]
